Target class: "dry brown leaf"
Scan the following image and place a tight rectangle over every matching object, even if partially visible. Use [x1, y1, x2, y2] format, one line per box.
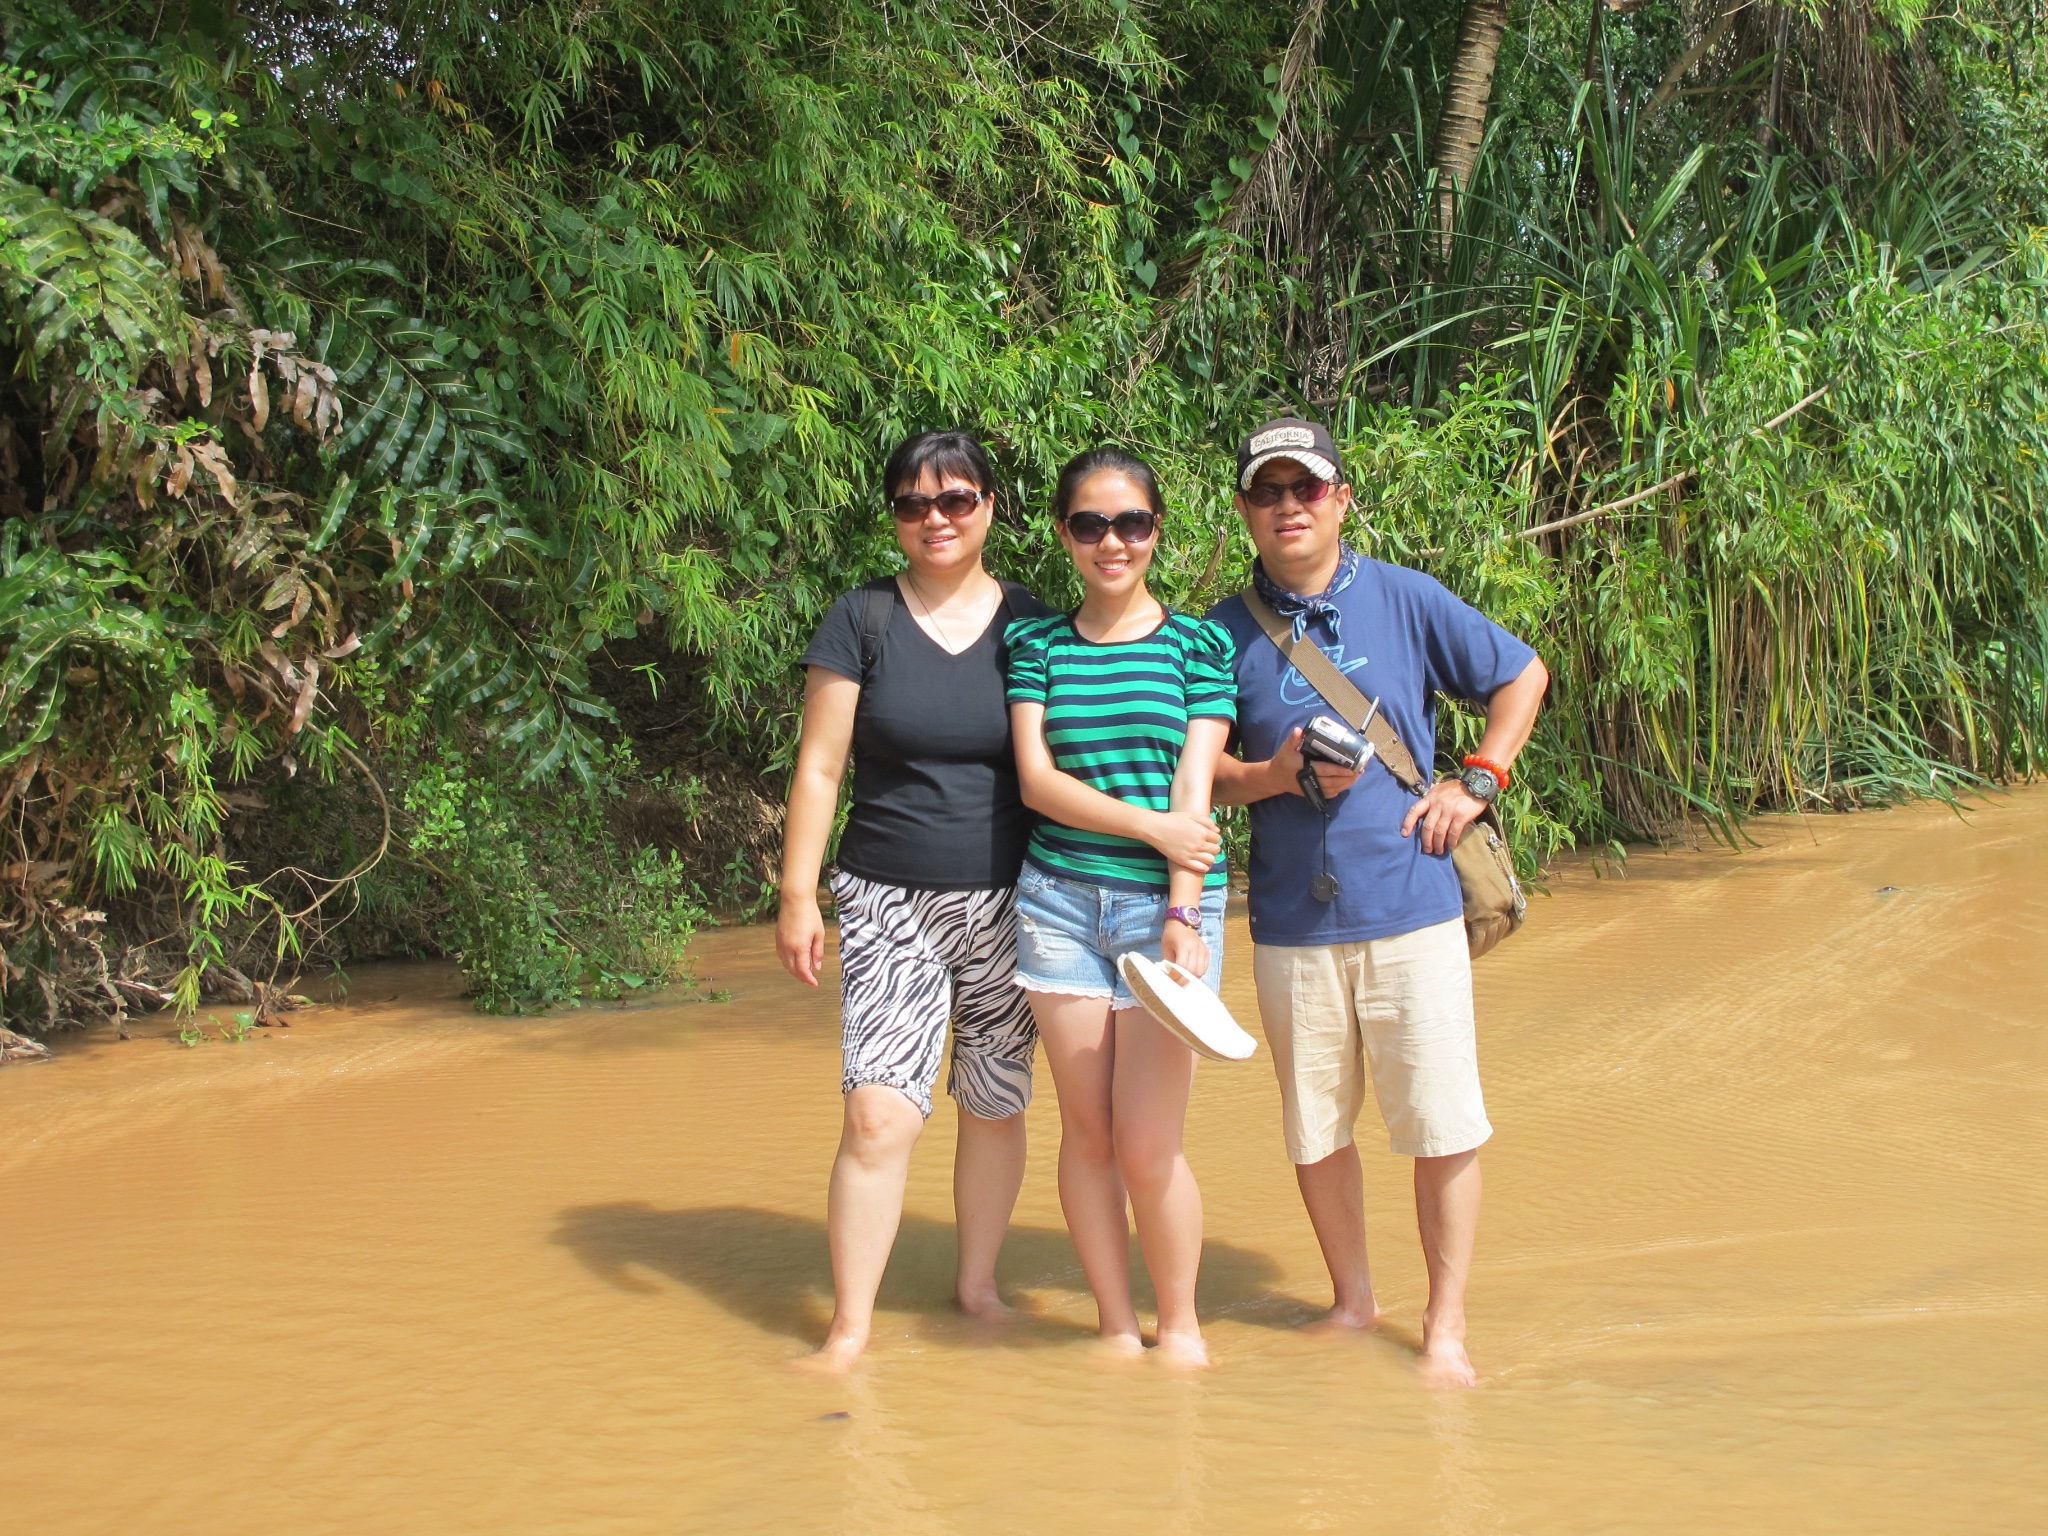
[166, 444, 194, 498]
[191, 440, 238, 504]
[258, 640, 302, 691]
[132, 445, 164, 508]
[192, 329, 213, 408]
[0, 861, 74, 889]
[196, 236, 225, 300]
[293, 371, 318, 431]
[322, 632, 363, 660]
[249, 366, 270, 432]
[288, 659, 321, 735]
[173, 219, 201, 282]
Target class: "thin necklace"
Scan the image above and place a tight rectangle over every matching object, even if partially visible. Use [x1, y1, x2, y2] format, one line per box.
[903, 572, 985, 653]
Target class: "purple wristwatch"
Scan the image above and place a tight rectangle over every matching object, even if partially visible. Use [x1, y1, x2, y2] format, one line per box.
[1166, 904, 1203, 930]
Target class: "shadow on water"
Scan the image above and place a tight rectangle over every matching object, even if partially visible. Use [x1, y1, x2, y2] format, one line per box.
[550, 1203, 1307, 1346]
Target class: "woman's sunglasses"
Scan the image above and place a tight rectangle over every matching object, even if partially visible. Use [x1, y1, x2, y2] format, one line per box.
[1243, 475, 1335, 508]
[890, 489, 985, 522]
[1060, 509, 1160, 545]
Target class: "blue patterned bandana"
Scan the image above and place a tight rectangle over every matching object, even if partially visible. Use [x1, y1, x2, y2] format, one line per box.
[1252, 543, 1361, 642]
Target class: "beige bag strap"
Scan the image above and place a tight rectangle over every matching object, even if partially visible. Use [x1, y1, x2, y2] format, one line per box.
[1240, 586, 1428, 793]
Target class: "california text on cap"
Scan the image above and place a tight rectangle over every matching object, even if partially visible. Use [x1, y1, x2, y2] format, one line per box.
[1236, 417, 1346, 490]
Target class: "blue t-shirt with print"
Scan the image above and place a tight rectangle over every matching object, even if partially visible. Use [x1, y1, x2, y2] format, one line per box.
[1207, 550, 1538, 948]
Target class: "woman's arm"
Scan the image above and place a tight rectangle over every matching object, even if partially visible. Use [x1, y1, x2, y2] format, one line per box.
[1010, 701, 1221, 874]
[777, 667, 860, 985]
[1160, 717, 1231, 975]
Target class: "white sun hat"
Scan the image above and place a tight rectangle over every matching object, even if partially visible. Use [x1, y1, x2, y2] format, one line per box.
[1116, 953, 1259, 1062]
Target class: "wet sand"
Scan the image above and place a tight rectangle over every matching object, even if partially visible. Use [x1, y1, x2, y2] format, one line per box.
[3, 792, 2046, 1534]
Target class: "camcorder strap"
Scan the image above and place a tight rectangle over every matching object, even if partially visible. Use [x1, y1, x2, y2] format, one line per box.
[1239, 587, 1426, 794]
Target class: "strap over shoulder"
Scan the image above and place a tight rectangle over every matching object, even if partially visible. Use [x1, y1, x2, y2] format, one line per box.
[858, 577, 895, 683]
[1239, 586, 1428, 792]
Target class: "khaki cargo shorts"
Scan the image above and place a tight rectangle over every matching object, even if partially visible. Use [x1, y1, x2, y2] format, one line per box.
[1252, 917, 1492, 1162]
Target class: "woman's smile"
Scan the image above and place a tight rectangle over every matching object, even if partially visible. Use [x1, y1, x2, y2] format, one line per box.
[1089, 543, 1135, 575]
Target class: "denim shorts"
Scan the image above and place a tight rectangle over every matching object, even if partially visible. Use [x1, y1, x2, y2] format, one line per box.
[1012, 863, 1227, 1011]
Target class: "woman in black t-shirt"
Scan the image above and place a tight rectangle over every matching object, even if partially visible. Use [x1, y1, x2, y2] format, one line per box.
[777, 430, 1052, 1373]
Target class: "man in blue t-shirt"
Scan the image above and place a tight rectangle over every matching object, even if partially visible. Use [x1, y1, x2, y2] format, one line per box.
[1210, 417, 1548, 1388]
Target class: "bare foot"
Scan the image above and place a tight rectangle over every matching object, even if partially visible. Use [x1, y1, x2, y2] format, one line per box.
[956, 1285, 1016, 1319]
[1153, 1329, 1212, 1370]
[1088, 1329, 1146, 1361]
[1299, 1300, 1384, 1337]
[792, 1329, 868, 1376]
[1417, 1334, 1477, 1389]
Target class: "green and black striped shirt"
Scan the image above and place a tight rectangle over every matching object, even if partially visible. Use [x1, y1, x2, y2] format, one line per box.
[1004, 609, 1238, 893]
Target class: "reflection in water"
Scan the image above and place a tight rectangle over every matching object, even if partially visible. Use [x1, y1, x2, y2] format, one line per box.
[3, 793, 2047, 1534]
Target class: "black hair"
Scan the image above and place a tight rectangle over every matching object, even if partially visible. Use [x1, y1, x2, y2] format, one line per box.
[1051, 446, 1165, 522]
[882, 430, 997, 500]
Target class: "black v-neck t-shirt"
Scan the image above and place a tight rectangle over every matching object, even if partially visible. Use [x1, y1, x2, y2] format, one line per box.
[800, 578, 1055, 891]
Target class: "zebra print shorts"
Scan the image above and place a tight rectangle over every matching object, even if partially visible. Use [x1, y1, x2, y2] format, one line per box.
[830, 871, 1038, 1120]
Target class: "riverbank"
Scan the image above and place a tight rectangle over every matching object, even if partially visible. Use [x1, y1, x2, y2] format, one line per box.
[3, 792, 2045, 1534]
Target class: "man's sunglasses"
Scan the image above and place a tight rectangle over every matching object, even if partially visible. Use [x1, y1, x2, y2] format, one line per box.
[1243, 475, 1336, 508]
[1060, 509, 1160, 545]
[889, 489, 985, 522]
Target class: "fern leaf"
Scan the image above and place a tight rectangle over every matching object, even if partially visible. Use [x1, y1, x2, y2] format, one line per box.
[0, 178, 180, 377]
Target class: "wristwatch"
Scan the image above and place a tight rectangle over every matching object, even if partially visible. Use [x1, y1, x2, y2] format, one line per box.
[1458, 766, 1501, 805]
[1166, 904, 1203, 930]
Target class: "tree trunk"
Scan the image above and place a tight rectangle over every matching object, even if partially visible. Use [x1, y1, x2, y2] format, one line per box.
[1429, 0, 1511, 255]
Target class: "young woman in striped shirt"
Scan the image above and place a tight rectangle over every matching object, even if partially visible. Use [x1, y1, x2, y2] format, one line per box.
[1005, 447, 1237, 1368]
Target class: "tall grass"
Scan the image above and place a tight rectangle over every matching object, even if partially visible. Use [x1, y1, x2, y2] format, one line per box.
[1167, 34, 2048, 852]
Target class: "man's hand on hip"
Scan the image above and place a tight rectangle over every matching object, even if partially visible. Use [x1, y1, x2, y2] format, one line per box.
[1401, 777, 1488, 855]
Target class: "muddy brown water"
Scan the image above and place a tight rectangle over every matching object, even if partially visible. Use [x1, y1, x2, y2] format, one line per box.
[4, 794, 2047, 1534]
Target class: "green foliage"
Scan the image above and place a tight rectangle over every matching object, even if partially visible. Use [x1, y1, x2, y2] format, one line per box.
[1, 0, 2044, 1029]
[397, 739, 705, 1013]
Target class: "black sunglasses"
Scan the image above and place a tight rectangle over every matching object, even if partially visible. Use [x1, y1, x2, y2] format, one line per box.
[1243, 476, 1335, 508]
[1060, 509, 1160, 545]
[889, 489, 985, 522]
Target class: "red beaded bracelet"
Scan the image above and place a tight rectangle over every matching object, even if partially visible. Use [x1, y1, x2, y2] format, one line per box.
[1462, 753, 1511, 789]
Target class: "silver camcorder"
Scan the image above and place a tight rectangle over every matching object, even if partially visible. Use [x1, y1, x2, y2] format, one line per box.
[1296, 713, 1372, 814]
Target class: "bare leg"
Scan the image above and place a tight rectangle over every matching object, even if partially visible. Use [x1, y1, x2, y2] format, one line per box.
[1029, 991, 1142, 1351]
[1293, 1143, 1384, 1332]
[953, 1107, 1026, 1315]
[1111, 1007, 1209, 1368]
[1414, 1148, 1482, 1387]
[803, 1085, 924, 1373]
